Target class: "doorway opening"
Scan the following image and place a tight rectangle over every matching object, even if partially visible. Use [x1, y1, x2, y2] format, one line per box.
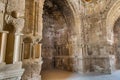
[113, 17, 120, 70]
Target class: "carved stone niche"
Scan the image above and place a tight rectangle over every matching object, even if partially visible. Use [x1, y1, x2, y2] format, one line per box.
[21, 37, 32, 60]
[22, 37, 42, 59]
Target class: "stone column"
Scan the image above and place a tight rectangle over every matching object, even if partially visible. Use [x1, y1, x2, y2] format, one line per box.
[0, 31, 9, 63]
[13, 33, 23, 63]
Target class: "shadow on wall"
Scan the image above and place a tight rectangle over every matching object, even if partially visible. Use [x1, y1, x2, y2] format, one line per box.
[5, 23, 15, 64]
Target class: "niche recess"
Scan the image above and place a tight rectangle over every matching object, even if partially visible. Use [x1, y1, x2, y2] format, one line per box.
[42, 0, 75, 71]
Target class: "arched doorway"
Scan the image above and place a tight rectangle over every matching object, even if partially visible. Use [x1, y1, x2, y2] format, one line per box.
[106, 0, 120, 45]
[113, 18, 120, 69]
[106, 0, 120, 72]
[41, 0, 78, 72]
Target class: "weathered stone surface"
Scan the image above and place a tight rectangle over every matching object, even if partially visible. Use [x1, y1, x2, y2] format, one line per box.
[22, 60, 43, 80]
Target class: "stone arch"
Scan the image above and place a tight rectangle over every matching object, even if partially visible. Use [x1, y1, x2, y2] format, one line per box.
[41, 0, 81, 71]
[42, 0, 81, 54]
[106, 0, 120, 71]
[42, 0, 81, 35]
[112, 17, 120, 69]
[66, 0, 81, 35]
[106, 0, 120, 45]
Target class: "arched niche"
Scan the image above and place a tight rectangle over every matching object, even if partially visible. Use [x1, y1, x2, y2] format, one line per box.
[42, 0, 79, 71]
[106, 0, 120, 45]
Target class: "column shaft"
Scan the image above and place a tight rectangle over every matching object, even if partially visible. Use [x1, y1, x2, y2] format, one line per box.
[0, 33, 8, 63]
[13, 33, 22, 63]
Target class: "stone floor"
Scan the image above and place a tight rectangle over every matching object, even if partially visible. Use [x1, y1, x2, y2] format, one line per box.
[41, 69, 120, 80]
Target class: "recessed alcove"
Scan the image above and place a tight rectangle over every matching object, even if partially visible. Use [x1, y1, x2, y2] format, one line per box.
[42, 0, 76, 71]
